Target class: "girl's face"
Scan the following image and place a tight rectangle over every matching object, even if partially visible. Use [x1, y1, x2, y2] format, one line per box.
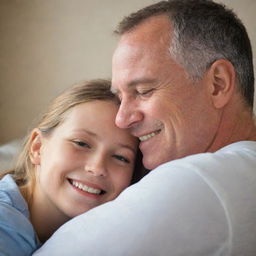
[31, 100, 138, 220]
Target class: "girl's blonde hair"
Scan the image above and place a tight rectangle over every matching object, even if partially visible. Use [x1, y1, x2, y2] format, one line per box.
[1, 79, 144, 202]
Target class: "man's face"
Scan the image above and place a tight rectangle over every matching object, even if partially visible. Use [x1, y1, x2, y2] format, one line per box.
[112, 15, 219, 170]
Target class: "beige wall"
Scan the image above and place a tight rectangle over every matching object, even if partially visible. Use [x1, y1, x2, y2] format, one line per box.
[0, 0, 255, 144]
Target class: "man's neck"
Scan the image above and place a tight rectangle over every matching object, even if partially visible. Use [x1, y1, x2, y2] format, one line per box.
[208, 98, 256, 152]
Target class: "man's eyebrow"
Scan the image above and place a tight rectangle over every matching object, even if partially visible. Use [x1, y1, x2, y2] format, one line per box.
[111, 78, 157, 94]
[128, 78, 157, 87]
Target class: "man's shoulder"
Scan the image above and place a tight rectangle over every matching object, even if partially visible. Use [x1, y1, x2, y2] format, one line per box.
[156, 140, 256, 174]
[150, 140, 256, 197]
[33, 141, 256, 256]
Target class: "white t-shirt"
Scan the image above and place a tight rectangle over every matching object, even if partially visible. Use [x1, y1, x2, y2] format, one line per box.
[34, 141, 256, 256]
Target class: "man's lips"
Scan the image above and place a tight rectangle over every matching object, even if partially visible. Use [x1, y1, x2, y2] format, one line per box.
[68, 178, 106, 195]
[138, 129, 161, 142]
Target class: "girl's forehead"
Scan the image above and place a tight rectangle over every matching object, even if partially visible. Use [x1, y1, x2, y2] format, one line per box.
[49, 100, 137, 147]
[52, 100, 118, 133]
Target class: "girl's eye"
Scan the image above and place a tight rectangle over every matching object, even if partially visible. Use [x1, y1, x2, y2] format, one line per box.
[73, 141, 90, 148]
[113, 155, 130, 164]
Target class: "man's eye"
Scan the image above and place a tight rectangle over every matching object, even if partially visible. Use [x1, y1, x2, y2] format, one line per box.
[73, 141, 90, 148]
[137, 89, 154, 96]
[113, 155, 130, 163]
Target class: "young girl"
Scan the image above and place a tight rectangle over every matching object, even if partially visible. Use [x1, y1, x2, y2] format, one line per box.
[0, 79, 143, 255]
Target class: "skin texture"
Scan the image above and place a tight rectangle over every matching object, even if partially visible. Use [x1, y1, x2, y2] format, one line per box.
[29, 100, 138, 242]
[112, 15, 256, 170]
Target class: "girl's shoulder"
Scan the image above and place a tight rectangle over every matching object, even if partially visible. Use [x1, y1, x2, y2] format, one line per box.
[0, 174, 27, 212]
[0, 174, 32, 231]
[0, 174, 40, 255]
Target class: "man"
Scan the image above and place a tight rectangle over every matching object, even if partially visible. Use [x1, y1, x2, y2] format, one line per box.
[34, 1, 256, 255]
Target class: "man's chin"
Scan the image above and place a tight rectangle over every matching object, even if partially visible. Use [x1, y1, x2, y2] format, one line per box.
[142, 157, 162, 170]
[143, 153, 175, 170]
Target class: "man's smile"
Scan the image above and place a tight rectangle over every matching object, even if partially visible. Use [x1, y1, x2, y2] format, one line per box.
[139, 129, 162, 142]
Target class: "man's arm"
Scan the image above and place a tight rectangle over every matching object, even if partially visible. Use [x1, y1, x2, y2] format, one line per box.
[33, 154, 231, 256]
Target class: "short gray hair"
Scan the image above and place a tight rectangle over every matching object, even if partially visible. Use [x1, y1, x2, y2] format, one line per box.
[115, 0, 254, 108]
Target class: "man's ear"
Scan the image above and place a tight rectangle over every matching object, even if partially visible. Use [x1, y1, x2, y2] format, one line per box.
[207, 59, 236, 109]
[30, 128, 43, 165]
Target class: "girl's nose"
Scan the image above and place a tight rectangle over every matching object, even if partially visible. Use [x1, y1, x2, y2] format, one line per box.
[84, 155, 107, 177]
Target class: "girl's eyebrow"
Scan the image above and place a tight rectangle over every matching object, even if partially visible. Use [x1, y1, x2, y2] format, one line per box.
[72, 129, 98, 138]
[73, 129, 136, 154]
[117, 143, 137, 154]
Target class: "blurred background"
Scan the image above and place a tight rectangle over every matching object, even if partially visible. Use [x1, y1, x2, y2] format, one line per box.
[0, 0, 255, 144]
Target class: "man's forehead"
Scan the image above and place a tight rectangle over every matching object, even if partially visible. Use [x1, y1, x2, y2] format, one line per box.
[111, 15, 174, 94]
[112, 45, 146, 93]
[112, 42, 144, 69]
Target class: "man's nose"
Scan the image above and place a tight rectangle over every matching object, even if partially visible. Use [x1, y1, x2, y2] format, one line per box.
[115, 99, 143, 129]
[84, 154, 107, 177]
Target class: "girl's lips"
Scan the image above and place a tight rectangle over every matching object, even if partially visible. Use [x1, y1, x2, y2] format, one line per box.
[67, 178, 106, 195]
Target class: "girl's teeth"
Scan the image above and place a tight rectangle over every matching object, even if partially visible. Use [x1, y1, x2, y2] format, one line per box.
[71, 180, 101, 195]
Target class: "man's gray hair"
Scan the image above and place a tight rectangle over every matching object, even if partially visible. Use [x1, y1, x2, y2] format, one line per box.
[115, 0, 254, 108]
